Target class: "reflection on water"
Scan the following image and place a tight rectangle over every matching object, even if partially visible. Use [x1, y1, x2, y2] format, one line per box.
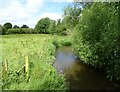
[54, 46, 120, 90]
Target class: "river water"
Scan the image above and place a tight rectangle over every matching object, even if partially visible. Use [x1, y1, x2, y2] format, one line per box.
[53, 46, 120, 90]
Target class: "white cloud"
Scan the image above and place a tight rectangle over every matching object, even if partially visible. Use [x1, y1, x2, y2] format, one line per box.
[0, 0, 68, 28]
[39, 13, 62, 21]
[52, 0, 74, 2]
[26, 0, 44, 13]
[0, 0, 44, 28]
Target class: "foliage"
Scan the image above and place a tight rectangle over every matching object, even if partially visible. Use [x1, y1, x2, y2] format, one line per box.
[48, 20, 57, 34]
[55, 24, 67, 35]
[74, 2, 120, 81]
[0, 24, 2, 35]
[52, 36, 72, 48]
[34, 17, 68, 35]
[53, 19, 67, 35]
[1, 22, 12, 35]
[3, 22, 12, 29]
[13, 25, 19, 28]
[6, 28, 36, 34]
[62, 3, 81, 29]
[1, 26, 7, 35]
[21, 25, 29, 28]
[35, 17, 52, 34]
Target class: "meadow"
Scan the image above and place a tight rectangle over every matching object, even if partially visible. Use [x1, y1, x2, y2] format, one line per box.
[1, 34, 71, 90]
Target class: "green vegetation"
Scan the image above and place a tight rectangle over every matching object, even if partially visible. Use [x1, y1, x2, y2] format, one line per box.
[13, 25, 19, 28]
[21, 24, 29, 28]
[35, 18, 68, 35]
[3, 22, 12, 30]
[73, 2, 120, 81]
[35, 17, 51, 34]
[6, 28, 36, 34]
[2, 34, 68, 90]
[52, 36, 72, 48]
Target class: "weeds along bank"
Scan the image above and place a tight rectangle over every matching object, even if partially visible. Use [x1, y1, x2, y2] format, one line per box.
[2, 34, 68, 90]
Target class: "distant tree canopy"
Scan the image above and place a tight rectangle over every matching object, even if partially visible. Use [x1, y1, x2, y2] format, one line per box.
[3, 22, 12, 29]
[13, 25, 19, 28]
[35, 17, 52, 34]
[6, 28, 36, 34]
[48, 20, 56, 34]
[21, 24, 29, 28]
[62, 3, 82, 29]
[2, 22, 12, 35]
[55, 19, 67, 35]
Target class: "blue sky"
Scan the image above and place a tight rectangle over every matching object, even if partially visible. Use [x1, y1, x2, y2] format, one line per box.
[0, 0, 73, 28]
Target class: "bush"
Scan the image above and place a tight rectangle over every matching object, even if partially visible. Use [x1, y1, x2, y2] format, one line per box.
[55, 25, 67, 35]
[52, 38, 72, 48]
[2, 26, 7, 35]
[61, 31, 67, 36]
[52, 40, 59, 48]
[6, 28, 36, 34]
[74, 2, 120, 81]
[61, 40, 72, 46]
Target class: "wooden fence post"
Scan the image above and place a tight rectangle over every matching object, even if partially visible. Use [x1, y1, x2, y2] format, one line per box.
[2, 59, 8, 82]
[4, 59, 8, 72]
[25, 55, 29, 80]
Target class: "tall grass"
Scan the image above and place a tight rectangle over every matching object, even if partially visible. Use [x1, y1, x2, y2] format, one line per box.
[2, 34, 68, 90]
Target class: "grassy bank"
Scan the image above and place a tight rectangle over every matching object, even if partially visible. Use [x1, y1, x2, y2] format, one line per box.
[1, 34, 70, 90]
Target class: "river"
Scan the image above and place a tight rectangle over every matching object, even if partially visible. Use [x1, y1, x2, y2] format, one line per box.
[53, 46, 120, 90]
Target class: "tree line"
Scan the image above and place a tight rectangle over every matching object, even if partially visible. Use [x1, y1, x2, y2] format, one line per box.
[0, 17, 68, 35]
[0, 23, 33, 35]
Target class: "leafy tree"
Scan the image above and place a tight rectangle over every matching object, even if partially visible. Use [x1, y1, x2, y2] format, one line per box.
[57, 19, 61, 26]
[48, 20, 57, 34]
[21, 24, 29, 28]
[63, 3, 82, 29]
[53, 19, 67, 35]
[3, 22, 12, 29]
[74, 2, 120, 81]
[2, 22, 12, 34]
[13, 25, 19, 28]
[35, 17, 51, 34]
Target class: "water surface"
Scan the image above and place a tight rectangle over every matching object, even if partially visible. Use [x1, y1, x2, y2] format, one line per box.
[54, 46, 120, 90]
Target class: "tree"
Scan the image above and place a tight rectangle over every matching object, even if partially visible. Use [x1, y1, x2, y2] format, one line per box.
[74, 2, 120, 81]
[48, 20, 57, 34]
[35, 17, 51, 34]
[3, 22, 12, 34]
[57, 19, 61, 26]
[62, 3, 82, 29]
[3, 22, 12, 29]
[13, 25, 19, 28]
[21, 24, 29, 28]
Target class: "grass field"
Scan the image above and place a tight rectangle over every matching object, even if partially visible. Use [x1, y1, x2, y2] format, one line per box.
[1, 34, 72, 90]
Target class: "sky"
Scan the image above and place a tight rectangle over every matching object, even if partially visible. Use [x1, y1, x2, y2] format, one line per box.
[0, 0, 73, 28]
